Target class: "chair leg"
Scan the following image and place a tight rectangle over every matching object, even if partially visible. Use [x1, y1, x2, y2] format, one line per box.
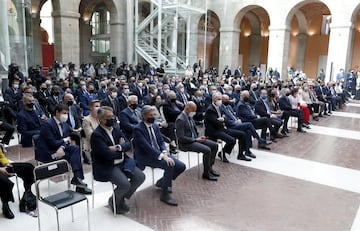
[15, 174, 20, 202]
[18, 133, 21, 161]
[86, 199, 91, 231]
[91, 176, 94, 209]
[197, 153, 200, 179]
[37, 208, 41, 231]
[151, 168, 155, 188]
[56, 209, 60, 231]
[187, 152, 190, 167]
[112, 184, 116, 217]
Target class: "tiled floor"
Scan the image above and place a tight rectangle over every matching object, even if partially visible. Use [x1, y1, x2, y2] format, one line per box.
[2, 100, 360, 231]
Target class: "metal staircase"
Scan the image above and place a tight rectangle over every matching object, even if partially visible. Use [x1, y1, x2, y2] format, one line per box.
[135, 0, 207, 75]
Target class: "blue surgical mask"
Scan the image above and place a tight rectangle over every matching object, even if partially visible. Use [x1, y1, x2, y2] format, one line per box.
[261, 94, 268, 100]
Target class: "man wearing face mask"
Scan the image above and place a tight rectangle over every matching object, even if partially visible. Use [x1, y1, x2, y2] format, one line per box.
[46, 85, 63, 116]
[91, 106, 145, 214]
[101, 86, 122, 120]
[63, 93, 82, 132]
[78, 82, 98, 116]
[119, 95, 142, 140]
[176, 83, 190, 105]
[97, 81, 108, 100]
[163, 91, 183, 124]
[143, 85, 158, 105]
[17, 94, 42, 147]
[175, 102, 219, 181]
[134, 105, 186, 206]
[37, 104, 92, 194]
[205, 93, 251, 162]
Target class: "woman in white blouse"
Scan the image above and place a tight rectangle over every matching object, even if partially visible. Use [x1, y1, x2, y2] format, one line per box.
[82, 100, 101, 162]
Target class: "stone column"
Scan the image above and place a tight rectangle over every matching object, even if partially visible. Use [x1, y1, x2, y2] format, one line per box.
[32, 13, 43, 66]
[326, 23, 354, 82]
[0, 0, 10, 66]
[186, 15, 200, 66]
[218, 27, 240, 71]
[296, 33, 307, 71]
[126, 0, 134, 64]
[267, 26, 291, 80]
[52, 10, 81, 65]
[110, 18, 126, 64]
[79, 19, 92, 63]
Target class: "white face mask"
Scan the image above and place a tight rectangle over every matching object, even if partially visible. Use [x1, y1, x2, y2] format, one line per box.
[111, 92, 118, 98]
[189, 112, 196, 118]
[215, 100, 222, 107]
[60, 114, 68, 123]
[13, 84, 19, 89]
[124, 89, 130, 95]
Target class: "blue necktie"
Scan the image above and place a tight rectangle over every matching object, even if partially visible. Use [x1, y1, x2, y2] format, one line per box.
[149, 126, 159, 150]
[69, 108, 75, 128]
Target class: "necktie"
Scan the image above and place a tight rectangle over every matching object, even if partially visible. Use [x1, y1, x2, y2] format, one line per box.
[264, 100, 271, 115]
[69, 108, 75, 128]
[182, 93, 188, 104]
[58, 123, 63, 137]
[148, 126, 159, 150]
[188, 117, 197, 139]
[227, 106, 237, 121]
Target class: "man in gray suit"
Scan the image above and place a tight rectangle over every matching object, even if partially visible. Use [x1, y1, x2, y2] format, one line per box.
[175, 102, 219, 181]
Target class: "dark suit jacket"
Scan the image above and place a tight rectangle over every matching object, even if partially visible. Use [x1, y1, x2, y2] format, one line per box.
[90, 125, 130, 181]
[101, 96, 122, 119]
[132, 87, 144, 105]
[67, 104, 82, 129]
[34, 90, 49, 113]
[219, 104, 238, 128]
[254, 99, 271, 118]
[162, 101, 182, 123]
[248, 90, 258, 106]
[119, 107, 141, 139]
[3, 88, 21, 111]
[133, 122, 166, 168]
[236, 100, 258, 122]
[278, 95, 292, 111]
[117, 94, 128, 111]
[17, 109, 42, 147]
[204, 104, 225, 137]
[46, 95, 63, 116]
[36, 117, 71, 162]
[175, 112, 198, 148]
[97, 88, 108, 100]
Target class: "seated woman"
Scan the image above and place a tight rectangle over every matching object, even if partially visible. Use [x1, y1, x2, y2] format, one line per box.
[82, 100, 101, 163]
[0, 149, 36, 219]
[289, 87, 311, 128]
[151, 95, 177, 154]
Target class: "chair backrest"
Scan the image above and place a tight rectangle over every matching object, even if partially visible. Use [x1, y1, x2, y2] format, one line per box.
[34, 159, 70, 181]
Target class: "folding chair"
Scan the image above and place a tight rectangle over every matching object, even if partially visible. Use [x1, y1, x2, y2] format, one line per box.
[34, 160, 90, 231]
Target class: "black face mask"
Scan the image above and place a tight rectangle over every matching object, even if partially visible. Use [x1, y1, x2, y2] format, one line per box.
[89, 90, 94, 94]
[41, 88, 47, 91]
[53, 92, 60, 96]
[223, 101, 229, 106]
[105, 118, 115, 127]
[271, 93, 276, 97]
[26, 103, 34, 108]
[285, 93, 290, 96]
[243, 97, 249, 102]
[252, 88, 257, 91]
[146, 117, 155, 124]
[170, 98, 176, 103]
[67, 101, 74, 106]
[130, 104, 138, 110]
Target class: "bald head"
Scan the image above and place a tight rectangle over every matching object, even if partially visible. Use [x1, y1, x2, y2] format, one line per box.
[241, 90, 250, 100]
[184, 101, 197, 114]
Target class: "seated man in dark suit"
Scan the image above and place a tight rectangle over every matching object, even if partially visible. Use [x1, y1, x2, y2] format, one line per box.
[119, 95, 142, 140]
[36, 104, 92, 194]
[91, 106, 145, 214]
[237, 90, 280, 142]
[17, 94, 43, 147]
[254, 89, 284, 137]
[278, 88, 306, 133]
[3, 79, 21, 124]
[134, 105, 186, 206]
[101, 86, 123, 120]
[220, 94, 271, 155]
[204, 93, 250, 162]
[162, 91, 183, 124]
[175, 102, 219, 181]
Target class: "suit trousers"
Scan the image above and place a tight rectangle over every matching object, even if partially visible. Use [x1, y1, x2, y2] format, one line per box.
[231, 122, 260, 149]
[179, 139, 218, 174]
[142, 157, 186, 193]
[0, 121, 15, 145]
[64, 145, 84, 179]
[0, 162, 34, 203]
[251, 117, 275, 139]
[211, 129, 246, 155]
[110, 164, 145, 204]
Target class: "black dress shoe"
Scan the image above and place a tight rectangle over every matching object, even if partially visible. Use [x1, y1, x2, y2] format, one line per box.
[160, 193, 178, 206]
[245, 151, 256, 159]
[259, 139, 272, 145]
[2, 203, 14, 219]
[297, 129, 307, 133]
[108, 197, 129, 214]
[217, 152, 229, 163]
[155, 178, 172, 193]
[313, 117, 319, 121]
[76, 186, 92, 195]
[210, 169, 220, 177]
[237, 154, 251, 161]
[258, 144, 271, 150]
[71, 177, 88, 187]
[275, 133, 286, 138]
[202, 173, 218, 181]
[280, 130, 289, 136]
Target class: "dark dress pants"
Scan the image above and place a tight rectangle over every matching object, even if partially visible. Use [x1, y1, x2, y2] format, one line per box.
[0, 121, 15, 145]
[251, 117, 274, 139]
[64, 145, 84, 179]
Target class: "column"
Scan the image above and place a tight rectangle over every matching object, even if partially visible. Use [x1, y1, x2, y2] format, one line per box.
[325, 23, 354, 82]
[267, 26, 291, 80]
[126, 0, 134, 64]
[110, 18, 126, 64]
[79, 19, 92, 63]
[296, 33, 307, 71]
[32, 13, 43, 66]
[218, 27, 240, 71]
[52, 10, 81, 65]
[0, 0, 10, 66]
[186, 15, 200, 66]
[248, 34, 262, 68]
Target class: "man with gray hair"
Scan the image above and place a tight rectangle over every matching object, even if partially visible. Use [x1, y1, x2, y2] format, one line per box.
[91, 106, 145, 214]
[119, 95, 142, 139]
[133, 105, 186, 206]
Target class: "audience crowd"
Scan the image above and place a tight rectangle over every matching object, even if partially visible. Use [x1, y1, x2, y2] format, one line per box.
[0, 61, 355, 217]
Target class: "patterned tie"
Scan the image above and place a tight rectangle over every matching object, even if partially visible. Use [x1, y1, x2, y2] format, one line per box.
[188, 117, 197, 139]
[149, 126, 159, 150]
